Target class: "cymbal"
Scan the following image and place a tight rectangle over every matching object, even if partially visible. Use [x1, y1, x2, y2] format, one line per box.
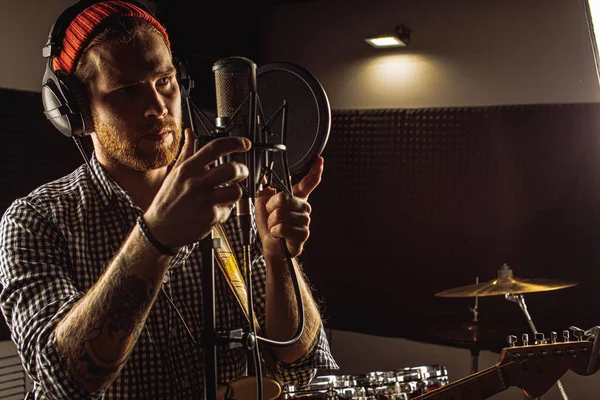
[435, 276, 579, 298]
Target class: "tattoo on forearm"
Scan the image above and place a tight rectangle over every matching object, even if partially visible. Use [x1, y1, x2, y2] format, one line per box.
[60, 251, 160, 388]
[105, 275, 154, 338]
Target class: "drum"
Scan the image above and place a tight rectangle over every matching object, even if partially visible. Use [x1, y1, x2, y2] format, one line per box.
[354, 364, 448, 399]
[281, 374, 361, 399]
[281, 365, 449, 399]
[391, 365, 449, 396]
[353, 370, 414, 399]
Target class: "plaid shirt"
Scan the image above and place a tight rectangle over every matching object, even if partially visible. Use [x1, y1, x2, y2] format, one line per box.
[0, 154, 338, 399]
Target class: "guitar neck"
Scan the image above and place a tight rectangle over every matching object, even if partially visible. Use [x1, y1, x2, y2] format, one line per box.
[414, 364, 506, 400]
[413, 336, 597, 399]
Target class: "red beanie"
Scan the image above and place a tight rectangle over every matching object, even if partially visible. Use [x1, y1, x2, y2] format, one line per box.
[53, 0, 170, 74]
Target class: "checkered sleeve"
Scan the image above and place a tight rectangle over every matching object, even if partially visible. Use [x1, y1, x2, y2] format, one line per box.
[0, 199, 106, 399]
[269, 322, 339, 387]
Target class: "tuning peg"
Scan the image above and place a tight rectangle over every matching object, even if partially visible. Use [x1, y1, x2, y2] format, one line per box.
[584, 326, 600, 339]
[522, 333, 529, 346]
[508, 335, 518, 347]
[563, 330, 570, 342]
[534, 332, 545, 345]
[569, 326, 585, 341]
[550, 331, 558, 344]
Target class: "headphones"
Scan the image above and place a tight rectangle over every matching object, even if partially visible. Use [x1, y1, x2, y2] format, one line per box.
[41, 0, 194, 138]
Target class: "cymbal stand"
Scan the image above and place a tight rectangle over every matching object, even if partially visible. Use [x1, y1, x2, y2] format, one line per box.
[468, 277, 480, 374]
[505, 293, 569, 400]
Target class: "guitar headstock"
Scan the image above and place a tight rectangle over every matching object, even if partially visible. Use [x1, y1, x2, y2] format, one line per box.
[497, 328, 599, 398]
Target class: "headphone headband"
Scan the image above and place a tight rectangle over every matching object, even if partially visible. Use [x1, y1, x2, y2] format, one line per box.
[41, 0, 193, 138]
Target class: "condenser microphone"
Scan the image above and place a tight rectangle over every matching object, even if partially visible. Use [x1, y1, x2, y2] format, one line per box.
[213, 56, 259, 245]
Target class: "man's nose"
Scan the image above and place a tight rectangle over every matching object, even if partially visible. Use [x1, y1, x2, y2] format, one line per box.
[144, 87, 168, 119]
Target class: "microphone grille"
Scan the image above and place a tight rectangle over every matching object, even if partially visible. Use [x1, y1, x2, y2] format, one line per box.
[212, 56, 257, 121]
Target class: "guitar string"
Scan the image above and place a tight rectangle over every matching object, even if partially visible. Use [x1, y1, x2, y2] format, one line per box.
[413, 358, 520, 399]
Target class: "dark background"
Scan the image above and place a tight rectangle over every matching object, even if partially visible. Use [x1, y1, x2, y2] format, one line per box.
[152, 0, 314, 110]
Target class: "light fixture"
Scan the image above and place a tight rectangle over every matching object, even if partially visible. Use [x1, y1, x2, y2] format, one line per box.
[365, 24, 411, 48]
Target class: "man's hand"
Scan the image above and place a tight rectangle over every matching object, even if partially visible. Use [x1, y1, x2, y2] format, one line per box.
[144, 129, 251, 248]
[255, 156, 324, 259]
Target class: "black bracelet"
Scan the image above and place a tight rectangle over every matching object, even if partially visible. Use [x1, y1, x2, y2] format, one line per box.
[137, 216, 177, 256]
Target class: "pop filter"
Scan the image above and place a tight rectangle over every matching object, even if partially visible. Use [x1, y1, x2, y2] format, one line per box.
[256, 62, 331, 180]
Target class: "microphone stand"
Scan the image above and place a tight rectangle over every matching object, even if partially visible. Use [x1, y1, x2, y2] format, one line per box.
[189, 118, 219, 399]
[237, 91, 265, 400]
[233, 91, 308, 399]
[190, 87, 308, 400]
[186, 97, 232, 399]
[190, 98, 264, 400]
[200, 232, 219, 400]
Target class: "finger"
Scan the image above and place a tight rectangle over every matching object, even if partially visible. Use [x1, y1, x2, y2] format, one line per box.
[293, 156, 324, 200]
[172, 128, 195, 169]
[271, 224, 309, 242]
[267, 209, 310, 230]
[194, 136, 251, 169]
[269, 224, 309, 254]
[192, 162, 249, 189]
[265, 192, 311, 215]
[201, 203, 238, 233]
[206, 184, 245, 207]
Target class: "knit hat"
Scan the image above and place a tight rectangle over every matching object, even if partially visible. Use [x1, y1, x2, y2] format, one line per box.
[52, 0, 170, 74]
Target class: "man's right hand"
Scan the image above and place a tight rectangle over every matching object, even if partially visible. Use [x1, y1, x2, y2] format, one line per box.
[143, 128, 251, 249]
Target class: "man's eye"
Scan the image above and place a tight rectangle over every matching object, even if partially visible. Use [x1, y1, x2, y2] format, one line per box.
[158, 77, 172, 86]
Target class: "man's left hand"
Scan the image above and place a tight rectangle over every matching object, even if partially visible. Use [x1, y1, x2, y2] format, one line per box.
[254, 156, 324, 259]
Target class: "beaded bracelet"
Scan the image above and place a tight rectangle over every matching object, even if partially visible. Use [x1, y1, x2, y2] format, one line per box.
[136, 216, 177, 256]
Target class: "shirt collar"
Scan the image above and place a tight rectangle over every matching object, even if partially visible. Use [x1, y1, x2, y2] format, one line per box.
[89, 152, 138, 210]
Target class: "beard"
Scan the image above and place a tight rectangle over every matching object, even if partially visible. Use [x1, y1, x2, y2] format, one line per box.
[93, 114, 183, 172]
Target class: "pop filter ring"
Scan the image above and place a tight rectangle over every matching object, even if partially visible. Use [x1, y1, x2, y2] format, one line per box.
[256, 62, 331, 180]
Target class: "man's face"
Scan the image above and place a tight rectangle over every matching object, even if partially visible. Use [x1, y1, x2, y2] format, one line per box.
[87, 31, 183, 172]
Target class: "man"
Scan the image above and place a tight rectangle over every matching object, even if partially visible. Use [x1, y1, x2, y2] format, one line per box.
[0, 1, 337, 398]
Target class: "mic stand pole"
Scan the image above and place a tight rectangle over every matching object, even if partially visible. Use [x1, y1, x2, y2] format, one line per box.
[240, 91, 263, 400]
[468, 277, 480, 375]
[201, 232, 219, 400]
[189, 101, 242, 400]
[192, 123, 219, 400]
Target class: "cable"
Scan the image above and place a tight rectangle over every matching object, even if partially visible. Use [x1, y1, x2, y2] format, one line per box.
[255, 240, 305, 347]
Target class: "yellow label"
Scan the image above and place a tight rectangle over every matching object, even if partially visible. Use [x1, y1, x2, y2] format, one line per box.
[212, 224, 259, 329]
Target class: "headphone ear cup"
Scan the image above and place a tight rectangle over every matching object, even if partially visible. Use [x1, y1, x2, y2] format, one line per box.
[41, 63, 93, 137]
[173, 55, 196, 134]
[60, 72, 95, 135]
